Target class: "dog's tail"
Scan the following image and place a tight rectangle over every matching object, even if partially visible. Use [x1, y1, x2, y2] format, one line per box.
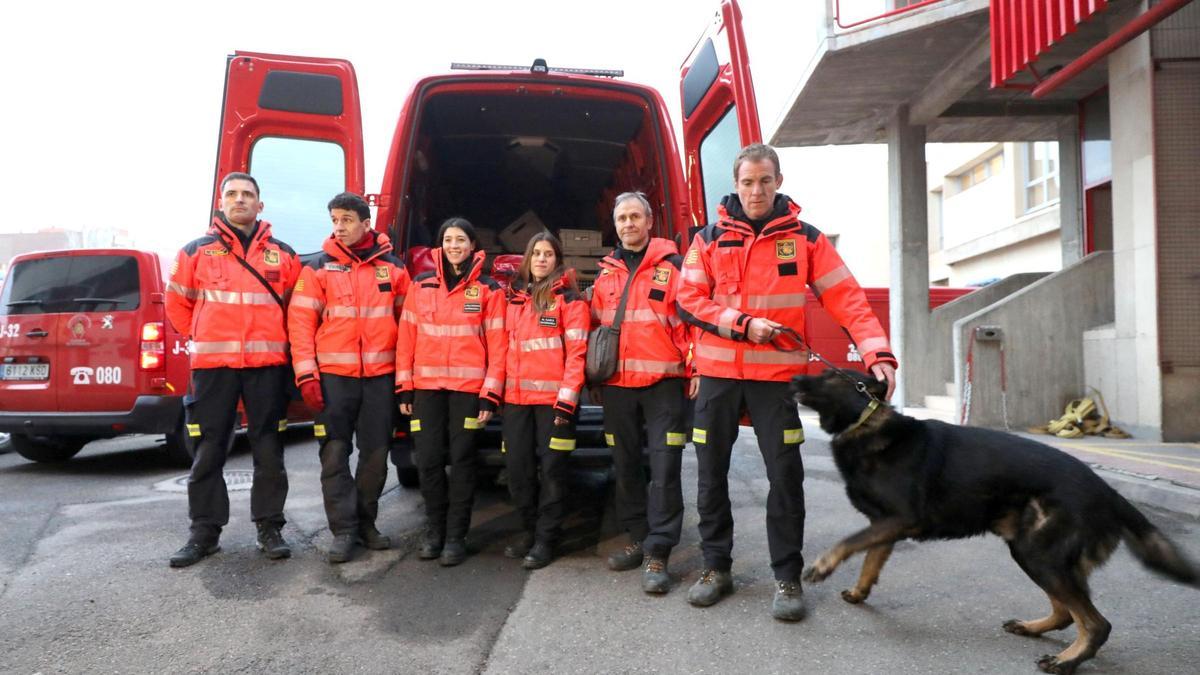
[1115, 494, 1199, 587]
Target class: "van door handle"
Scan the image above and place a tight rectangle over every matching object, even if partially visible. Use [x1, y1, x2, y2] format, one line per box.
[25, 329, 48, 338]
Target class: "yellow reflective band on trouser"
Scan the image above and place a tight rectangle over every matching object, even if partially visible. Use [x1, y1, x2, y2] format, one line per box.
[549, 437, 576, 451]
[605, 433, 615, 447]
[501, 441, 506, 454]
[410, 419, 421, 432]
[692, 428, 708, 444]
[783, 428, 804, 444]
[464, 417, 482, 430]
[186, 424, 201, 438]
[665, 432, 687, 447]
[277, 419, 288, 432]
[314, 424, 326, 438]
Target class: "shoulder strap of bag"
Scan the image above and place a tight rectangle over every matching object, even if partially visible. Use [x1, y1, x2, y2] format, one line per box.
[609, 259, 640, 333]
[221, 236, 286, 313]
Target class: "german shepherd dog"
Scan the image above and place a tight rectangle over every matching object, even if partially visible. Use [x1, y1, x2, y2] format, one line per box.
[790, 369, 1198, 674]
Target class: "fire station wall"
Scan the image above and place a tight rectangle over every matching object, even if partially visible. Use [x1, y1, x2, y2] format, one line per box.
[1106, 17, 1162, 438]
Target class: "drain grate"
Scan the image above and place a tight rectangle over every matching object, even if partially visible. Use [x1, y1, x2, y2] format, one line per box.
[154, 470, 255, 494]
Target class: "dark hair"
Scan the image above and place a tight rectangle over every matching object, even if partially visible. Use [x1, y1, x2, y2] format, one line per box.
[327, 192, 371, 220]
[436, 217, 478, 248]
[732, 143, 781, 179]
[220, 172, 260, 197]
[517, 232, 576, 311]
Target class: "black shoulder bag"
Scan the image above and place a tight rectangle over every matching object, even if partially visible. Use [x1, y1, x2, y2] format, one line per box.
[585, 266, 639, 386]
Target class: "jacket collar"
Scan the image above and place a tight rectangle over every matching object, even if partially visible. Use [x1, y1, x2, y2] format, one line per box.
[433, 247, 485, 288]
[323, 231, 393, 265]
[716, 194, 803, 238]
[209, 213, 272, 256]
[598, 237, 678, 274]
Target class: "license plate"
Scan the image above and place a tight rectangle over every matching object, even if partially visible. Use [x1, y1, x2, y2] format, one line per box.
[0, 363, 49, 380]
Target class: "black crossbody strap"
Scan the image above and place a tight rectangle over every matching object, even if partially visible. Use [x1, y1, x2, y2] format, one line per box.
[609, 259, 640, 333]
[221, 237, 286, 312]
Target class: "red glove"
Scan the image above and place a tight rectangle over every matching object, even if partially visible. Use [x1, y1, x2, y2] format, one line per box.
[300, 380, 324, 412]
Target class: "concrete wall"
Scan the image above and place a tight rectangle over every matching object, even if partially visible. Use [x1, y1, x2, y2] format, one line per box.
[1107, 8, 1162, 437]
[953, 252, 1114, 430]
[908, 271, 1048, 405]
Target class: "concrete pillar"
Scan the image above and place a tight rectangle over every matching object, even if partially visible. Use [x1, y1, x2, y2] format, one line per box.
[886, 105, 930, 409]
[1056, 116, 1084, 266]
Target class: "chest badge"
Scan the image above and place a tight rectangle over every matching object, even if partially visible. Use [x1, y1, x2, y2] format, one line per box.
[264, 249, 280, 266]
[464, 285, 480, 299]
[776, 239, 796, 260]
[652, 267, 671, 286]
[539, 315, 558, 328]
[375, 266, 390, 280]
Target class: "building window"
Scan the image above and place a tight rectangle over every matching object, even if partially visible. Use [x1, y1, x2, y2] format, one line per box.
[954, 153, 1003, 192]
[1025, 141, 1059, 212]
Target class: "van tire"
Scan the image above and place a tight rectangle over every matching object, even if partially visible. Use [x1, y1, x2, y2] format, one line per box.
[11, 435, 86, 463]
[164, 421, 194, 467]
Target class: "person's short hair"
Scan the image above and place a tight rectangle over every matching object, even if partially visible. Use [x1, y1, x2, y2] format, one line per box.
[436, 216, 478, 248]
[327, 192, 371, 221]
[612, 191, 653, 218]
[732, 143, 781, 179]
[220, 172, 260, 197]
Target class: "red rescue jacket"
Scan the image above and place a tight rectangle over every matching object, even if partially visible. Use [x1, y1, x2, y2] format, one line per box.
[677, 194, 896, 382]
[588, 238, 690, 388]
[287, 232, 410, 384]
[395, 249, 507, 406]
[166, 216, 299, 369]
[503, 272, 590, 414]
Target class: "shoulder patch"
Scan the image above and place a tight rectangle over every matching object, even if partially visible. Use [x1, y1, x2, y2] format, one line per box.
[303, 253, 333, 271]
[380, 253, 405, 269]
[685, 248, 700, 265]
[697, 223, 721, 244]
[799, 221, 821, 244]
[267, 237, 297, 256]
[413, 271, 437, 282]
[478, 275, 502, 292]
[181, 235, 218, 256]
[664, 253, 683, 270]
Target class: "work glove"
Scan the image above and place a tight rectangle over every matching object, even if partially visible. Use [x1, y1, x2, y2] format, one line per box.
[300, 380, 325, 412]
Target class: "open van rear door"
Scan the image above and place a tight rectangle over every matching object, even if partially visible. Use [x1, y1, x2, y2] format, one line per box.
[679, 0, 762, 229]
[214, 52, 364, 255]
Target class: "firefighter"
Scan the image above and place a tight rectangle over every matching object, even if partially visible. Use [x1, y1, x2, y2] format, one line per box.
[287, 192, 410, 564]
[165, 172, 300, 568]
[589, 192, 696, 595]
[501, 232, 590, 570]
[676, 143, 897, 621]
[395, 217, 506, 567]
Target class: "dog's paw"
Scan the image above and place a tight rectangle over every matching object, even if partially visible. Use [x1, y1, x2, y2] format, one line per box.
[802, 559, 833, 583]
[1003, 619, 1032, 636]
[840, 588, 868, 604]
[1037, 655, 1078, 675]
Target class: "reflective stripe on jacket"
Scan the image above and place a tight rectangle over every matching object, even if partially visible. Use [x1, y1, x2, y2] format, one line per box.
[676, 194, 896, 382]
[503, 272, 590, 414]
[588, 238, 690, 388]
[287, 232, 410, 384]
[165, 216, 300, 369]
[395, 249, 507, 404]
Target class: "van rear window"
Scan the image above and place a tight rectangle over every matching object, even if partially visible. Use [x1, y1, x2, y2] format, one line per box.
[1, 256, 140, 315]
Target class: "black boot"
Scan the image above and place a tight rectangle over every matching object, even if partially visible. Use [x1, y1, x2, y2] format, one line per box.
[439, 538, 467, 567]
[256, 523, 291, 560]
[606, 540, 643, 571]
[359, 523, 391, 550]
[418, 525, 444, 560]
[169, 537, 220, 568]
[522, 541, 554, 570]
[505, 530, 535, 559]
[328, 533, 358, 564]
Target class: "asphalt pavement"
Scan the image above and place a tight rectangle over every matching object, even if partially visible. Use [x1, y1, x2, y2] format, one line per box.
[1, 416, 1197, 674]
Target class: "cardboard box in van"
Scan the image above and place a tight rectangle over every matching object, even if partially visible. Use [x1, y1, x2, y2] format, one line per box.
[500, 211, 548, 253]
[559, 228, 603, 255]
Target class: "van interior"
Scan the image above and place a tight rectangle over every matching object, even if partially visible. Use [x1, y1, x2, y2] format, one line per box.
[393, 86, 673, 283]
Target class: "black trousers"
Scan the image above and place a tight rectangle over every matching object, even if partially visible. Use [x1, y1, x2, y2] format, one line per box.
[185, 365, 290, 540]
[692, 376, 806, 581]
[502, 404, 575, 545]
[603, 378, 687, 559]
[412, 389, 480, 540]
[315, 373, 394, 536]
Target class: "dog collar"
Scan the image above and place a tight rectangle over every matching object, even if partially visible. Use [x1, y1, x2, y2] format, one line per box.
[840, 399, 880, 436]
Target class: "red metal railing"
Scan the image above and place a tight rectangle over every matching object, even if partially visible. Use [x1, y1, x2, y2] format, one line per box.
[990, 0, 1110, 88]
[834, 0, 946, 30]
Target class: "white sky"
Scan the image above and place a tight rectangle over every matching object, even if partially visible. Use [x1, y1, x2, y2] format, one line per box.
[1, 0, 906, 283]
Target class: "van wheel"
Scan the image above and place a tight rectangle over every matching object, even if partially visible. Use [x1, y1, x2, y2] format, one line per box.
[397, 466, 420, 489]
[11, 435, 86, 463]
[164, 421, 194, 467]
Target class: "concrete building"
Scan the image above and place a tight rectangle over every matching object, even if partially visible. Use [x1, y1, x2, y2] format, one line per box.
[770, 0, 1198, 440]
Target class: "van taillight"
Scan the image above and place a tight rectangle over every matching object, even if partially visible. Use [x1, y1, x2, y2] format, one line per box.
[140, 322, 165, 371]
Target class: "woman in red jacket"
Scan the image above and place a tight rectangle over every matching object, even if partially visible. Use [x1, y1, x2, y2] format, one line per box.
[501, 232, 590, 569]
[396, 218, 507, 566]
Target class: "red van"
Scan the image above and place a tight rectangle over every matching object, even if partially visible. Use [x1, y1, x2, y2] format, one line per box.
[206, 1, 763, 471]
[0, 249, 193, 464]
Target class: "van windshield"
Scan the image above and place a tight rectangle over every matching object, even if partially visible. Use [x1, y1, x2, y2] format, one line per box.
[1, 255, 140, 315]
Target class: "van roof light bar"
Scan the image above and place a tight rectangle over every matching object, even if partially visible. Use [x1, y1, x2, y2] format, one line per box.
[450, 59, 623, 79]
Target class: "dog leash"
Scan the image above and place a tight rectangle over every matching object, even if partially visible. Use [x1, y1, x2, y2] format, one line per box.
[772, 326, 883, 406]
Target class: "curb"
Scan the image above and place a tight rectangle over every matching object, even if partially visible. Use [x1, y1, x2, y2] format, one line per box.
[1091, 465, 1200, 520]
